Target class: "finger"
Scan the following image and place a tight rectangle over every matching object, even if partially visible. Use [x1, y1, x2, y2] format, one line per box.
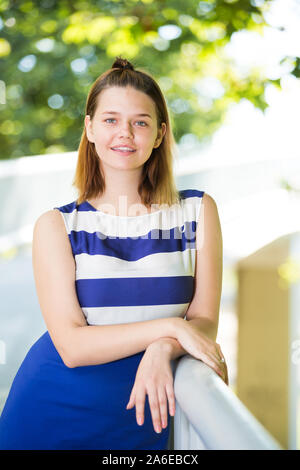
[135, 388, 146, 427]
[217, 359, 227, 384]
[126, 400, 134, 409]
[126, 389, 135, 409]
[165, 381, 176, 418]
[157, 386, 169, 429]
[147, 384, 162, 433]
[203, 351, 225, 380]
[215, 347, 229, 385]
[216, 343, 226, 363]
[209, 347, 228, 381]
[223, 361, 229, 386]
[218, 360, 228, 384]
[225, 368, 229, 386]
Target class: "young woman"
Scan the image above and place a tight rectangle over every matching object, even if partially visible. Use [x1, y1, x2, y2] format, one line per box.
[0, 57, 228, 450]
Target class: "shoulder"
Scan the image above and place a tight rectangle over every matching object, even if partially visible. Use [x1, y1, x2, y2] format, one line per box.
[32, 209, 74, 262]
[180, 189, 219, 218]
[201, 192, 219, 212]
[182, 189, 216, 206]
[35, 202, 80, 230]
[33, 205, 74, 238]
[199, 193, 221, 234]
[33, 201, 79, 233]
[179, 189, 216, 207]
[34, 208, 68, 228]
[196, 191, 222, 251]
[196, 191, 220, 222]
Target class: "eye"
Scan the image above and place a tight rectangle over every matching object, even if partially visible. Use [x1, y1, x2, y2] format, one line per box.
[104, 118, 148, 126]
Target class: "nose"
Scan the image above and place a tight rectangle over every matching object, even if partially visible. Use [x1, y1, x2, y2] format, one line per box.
[118, 120, 134, 138]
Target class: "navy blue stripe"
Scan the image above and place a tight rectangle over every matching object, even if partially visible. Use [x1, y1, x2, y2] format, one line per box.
[75, 276, 195, 308]
[69, 221, 197, 260]
[53, 201, 77, 213]
[54, 201, 94, 213]
[179, 189, 204, 200]
[77, 201, 97, 212]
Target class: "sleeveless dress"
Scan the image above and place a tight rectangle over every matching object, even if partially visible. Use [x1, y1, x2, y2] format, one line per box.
[0, 189, 204, 450]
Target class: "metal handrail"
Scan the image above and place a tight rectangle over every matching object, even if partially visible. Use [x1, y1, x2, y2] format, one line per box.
[167, 355, 283, 450]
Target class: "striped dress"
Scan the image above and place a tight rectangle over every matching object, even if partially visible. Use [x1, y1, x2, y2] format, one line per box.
[0, 189, 204, 450]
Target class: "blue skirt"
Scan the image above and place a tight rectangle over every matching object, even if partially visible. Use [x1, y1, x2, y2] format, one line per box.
[0, 331, 171, 450]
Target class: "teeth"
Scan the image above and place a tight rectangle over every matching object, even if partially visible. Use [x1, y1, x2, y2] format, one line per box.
[112, 147, 134, 151]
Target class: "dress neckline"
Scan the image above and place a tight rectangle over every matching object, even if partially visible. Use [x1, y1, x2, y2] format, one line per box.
[84, 200, 165, 219]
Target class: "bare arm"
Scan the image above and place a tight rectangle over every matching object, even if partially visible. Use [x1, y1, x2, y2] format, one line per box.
[32, 210, 180, 368]
[148, 317, 217, 362]
[148, 192, 222, 360]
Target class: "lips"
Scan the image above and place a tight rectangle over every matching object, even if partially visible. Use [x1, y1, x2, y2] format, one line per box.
[111, 147, 136, 152]
[111, 147, 136, 156]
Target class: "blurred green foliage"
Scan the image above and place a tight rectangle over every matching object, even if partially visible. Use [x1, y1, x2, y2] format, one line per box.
[0, 0, 296, 160]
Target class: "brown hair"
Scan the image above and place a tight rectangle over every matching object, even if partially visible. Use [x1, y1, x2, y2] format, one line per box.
[73, 56, 180, 208]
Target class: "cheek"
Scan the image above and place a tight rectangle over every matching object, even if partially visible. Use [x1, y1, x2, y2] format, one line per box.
[140, 130, 157, 145]
[94, 133, 109, 147]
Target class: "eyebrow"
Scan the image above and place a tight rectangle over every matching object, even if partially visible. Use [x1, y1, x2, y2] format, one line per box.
[101, 111, 153, 119]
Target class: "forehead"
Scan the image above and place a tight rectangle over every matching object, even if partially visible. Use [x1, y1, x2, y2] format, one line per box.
[95, 86, 156, 116]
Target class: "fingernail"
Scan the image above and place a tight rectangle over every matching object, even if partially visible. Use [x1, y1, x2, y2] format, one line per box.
[137, 417, 143, 425]
[155, 426, 161, 433]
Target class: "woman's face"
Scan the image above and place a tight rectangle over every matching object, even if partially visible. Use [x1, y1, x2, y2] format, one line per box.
[85, 86, 166, 173]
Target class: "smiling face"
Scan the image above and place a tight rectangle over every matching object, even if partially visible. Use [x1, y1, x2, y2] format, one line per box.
[85, 86, 166, 174]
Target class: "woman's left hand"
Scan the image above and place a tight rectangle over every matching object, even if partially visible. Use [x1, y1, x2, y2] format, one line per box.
[126, 339, 175, 434]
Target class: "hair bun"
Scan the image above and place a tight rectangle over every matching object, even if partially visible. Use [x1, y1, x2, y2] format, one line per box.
[112, 56, 134, 71]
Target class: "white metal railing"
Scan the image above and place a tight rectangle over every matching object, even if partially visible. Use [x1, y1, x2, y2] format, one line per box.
[167, 355, 283, 450]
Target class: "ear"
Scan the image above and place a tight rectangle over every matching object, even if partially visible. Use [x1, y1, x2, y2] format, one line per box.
[153, 122, 167, 148]
[85, 115, 95, 143]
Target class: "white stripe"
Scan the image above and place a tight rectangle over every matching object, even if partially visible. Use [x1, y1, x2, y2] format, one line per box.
[75, 250, 196, 279]
[83, 303, 189, 326]
[60, 196, 202, 237]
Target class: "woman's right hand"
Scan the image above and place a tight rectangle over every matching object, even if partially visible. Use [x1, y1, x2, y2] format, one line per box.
[174, 318, 229, 385]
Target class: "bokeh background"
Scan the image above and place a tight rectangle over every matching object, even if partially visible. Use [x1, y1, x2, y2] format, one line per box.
[0, 0, 300, 449]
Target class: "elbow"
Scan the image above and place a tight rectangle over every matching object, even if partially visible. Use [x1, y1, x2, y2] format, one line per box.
[59, 345, 78, 368]
[56, 329, 81, 368]
[48, 330, 80, 368]
[63, 354, 87, 368]
[63, 356, 77, 368]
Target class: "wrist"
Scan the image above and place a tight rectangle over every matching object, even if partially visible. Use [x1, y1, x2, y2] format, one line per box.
[169, 316, 185, 340]
[147, 337, 174, 358]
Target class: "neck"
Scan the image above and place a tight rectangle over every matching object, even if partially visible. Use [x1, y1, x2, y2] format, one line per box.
[91, 166, 151, 216]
